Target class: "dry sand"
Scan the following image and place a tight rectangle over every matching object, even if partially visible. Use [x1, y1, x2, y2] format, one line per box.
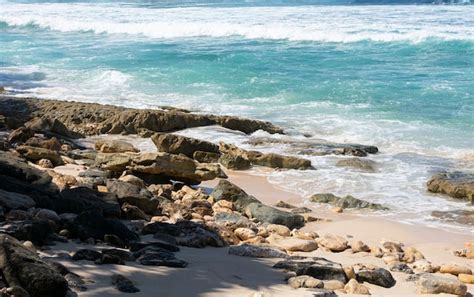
[46, 169, 473, 297]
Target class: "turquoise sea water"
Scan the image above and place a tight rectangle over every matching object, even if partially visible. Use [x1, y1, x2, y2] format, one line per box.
[0, 0, 473, 232]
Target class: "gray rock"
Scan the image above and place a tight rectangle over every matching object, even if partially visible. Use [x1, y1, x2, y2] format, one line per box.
[152, 133, 219, 158]
[273, 258, 348, 283]
[336, 158, 376, 171]
[356, 267, 396, 288]
[307, 289, 337, 297]
[72, 249, 102, 261]
[388, 262, 414, 274]
[310, 193, 388, 210]
[416, 273, 467, 295]
[0, 234, 68, 297]
[245, 203, 305, 229]
[0, 189, 35, 210]
[111, 274, 140, 293]
[211, 180, 261, 212]
[228, 244, 288, 258]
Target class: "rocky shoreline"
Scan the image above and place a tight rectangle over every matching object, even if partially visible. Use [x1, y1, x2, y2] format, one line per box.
[0, 96, 473, 297]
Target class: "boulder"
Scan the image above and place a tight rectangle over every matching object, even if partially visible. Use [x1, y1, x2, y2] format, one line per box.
[288, 275, 323, 289]
[246, 151, 312, 170]
[193, 151, 220, 163]
[228, 244, 288, 258]
[458, 273, 474, 284]
[417, 273, 467, 295]
[95, 152, 226, 183]
[427, 172, 474, 202]
[356, 266, 396, 288]
[439, 264, 472, 276]
[310, 193, 388, 210]
[54, 187, 120, 217]
[174, 220, 225, 248]
[118, 174, 146, 188]
[0, 189, 36, 210]
[234, 228, 257, 241]
[7, 127, 34, 144]
[317, 234, 348, 252]
[267, 234, 318, 252]
[4, 219, 53, 246]
[344, 279, 370, 295]
[151, 133, 219, 158]
[0, 234, 68, 297]
[274, 258, 348, 283]
[245, 203, 305, 229]
[266, 224, 291, 237]
[95, 139, 138, 153]
[111, 274, 140, 293]
[219, 154, 251, 170]
[72, 210, 140, 244]
[106, 180, 159, 213]
[210, 180, 261, 212]
[16, 145, 63, 166]
[336, 158, 376, 171]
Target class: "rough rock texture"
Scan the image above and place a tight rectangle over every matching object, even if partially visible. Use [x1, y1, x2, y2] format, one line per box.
[218, 154, 251, 170]
[336, 158, 376, 171]
[0, 97, 283, 136]
[210, 180, 261, 212]
[317, 234, 348, 252]
[95, 152, 226, 183]
[0, 234, 68, 297]
[95, 139, 139, 153]
[0, 151, 58, 208]
[16, 145, 63, 166]
[288, 275, 323, 289]
[228, 244, 288, 258]
[273, 258, 348, 283]
[245, 137, 378, 157]
[417, 273, 467, 295]
[427, 172, 474, 202]
[310, 193, 388, 210]
[267, 234, 318, 252]
[151, 133, 219, 158]
[356, 266, 396, 288]
[245, 203, 305, 230]
[55, 187, 120, 217]
[111, 274, 140, 293]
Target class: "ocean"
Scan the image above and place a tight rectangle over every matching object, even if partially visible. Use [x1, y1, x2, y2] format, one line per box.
[0, 0, 473, 233]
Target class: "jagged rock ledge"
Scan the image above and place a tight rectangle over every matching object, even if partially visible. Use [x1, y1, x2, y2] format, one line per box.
[0, 96, 284, 136]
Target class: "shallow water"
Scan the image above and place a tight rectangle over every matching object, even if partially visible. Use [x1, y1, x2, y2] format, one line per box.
[1, 0, 473, 233]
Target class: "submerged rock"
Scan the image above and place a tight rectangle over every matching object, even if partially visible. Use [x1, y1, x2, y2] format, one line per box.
[310, 193, 388, 210]
[431, 210, 474, 226]
[427, 172, 474, 202]
[336, 158, 376, 172]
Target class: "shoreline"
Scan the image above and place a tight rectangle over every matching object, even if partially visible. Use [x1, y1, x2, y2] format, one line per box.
[0, 96, 472, 296]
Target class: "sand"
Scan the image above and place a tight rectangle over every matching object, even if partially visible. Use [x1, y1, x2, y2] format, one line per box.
[45, 168, 473, 297]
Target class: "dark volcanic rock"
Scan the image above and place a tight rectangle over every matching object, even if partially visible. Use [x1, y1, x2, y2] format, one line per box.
[151, 133, 220, 158]
[55, 187, 120, 217]
[427, 172, 474, 202]
[273, 258, 348, 283]
[310, 193, 388, 210]
[0, 234, 68, 297]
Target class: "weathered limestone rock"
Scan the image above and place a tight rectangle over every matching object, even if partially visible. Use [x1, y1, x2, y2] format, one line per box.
[193, 151, 220, 163]
[350, 240, 370, 253]
[310, 193, 388, 210]
[267, 234, 318, 252]
[234, 228, 257, 241]
[427, 172, 474, 202]
[439, 264, 472, 276]
[219, 154, 251, 170]
[7, 127, 34, 144]
[0, 234, 68, 297]
[458, 273, 474, 284]
[266, 224, 291, 237]
[152, 133, 219, 158]
[288, 275, 323, 289]
[16, 145, 63, 166]
[317, 234, 348, 252]
[344, 279, 370, 295]
[322, 280, 345, 290]
[95, 139, 139, 153]
[417, 273, 467, 295]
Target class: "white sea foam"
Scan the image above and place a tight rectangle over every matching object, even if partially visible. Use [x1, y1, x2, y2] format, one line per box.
[1, 3, 474, 43]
